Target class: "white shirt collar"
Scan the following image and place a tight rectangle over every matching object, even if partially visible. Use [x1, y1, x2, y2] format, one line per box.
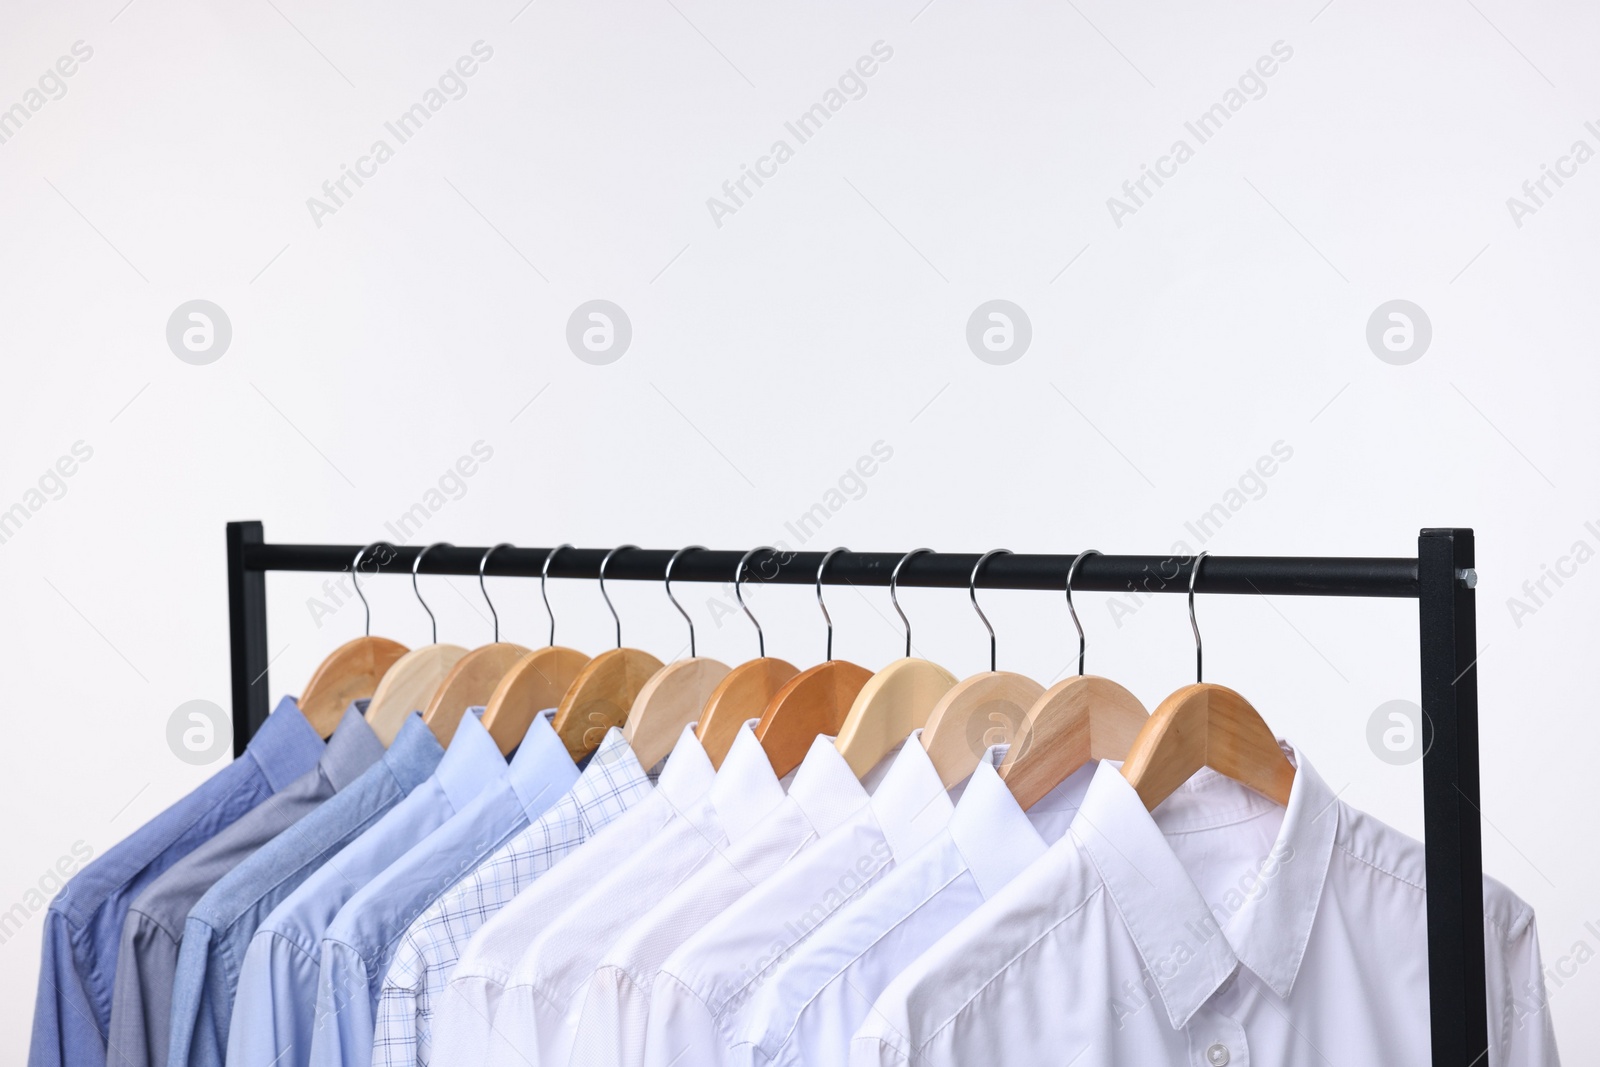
[434, 708, 506, 811]
[655, 723, 718, 813]
[1071, 745, 1338, 1029]
[785, 735, 872, 837]
[870, 730, 956, 862]
[707, 720, 786, 841]
[948, 748, 1095, 900]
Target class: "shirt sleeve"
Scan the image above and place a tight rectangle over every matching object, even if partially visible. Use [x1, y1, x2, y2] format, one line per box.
[308, 939, 376, 1067]
[483, 980, 570, 1067]
[429, 969, 500, 1067]
[225, 931, 322, 1067]
[847, 980, 916, 1067]
[105, 909, 181, 1067]
[1490, 906, 1561, 1067]
[642, 971, 725, 1067]
[26, 909, 103, 1067]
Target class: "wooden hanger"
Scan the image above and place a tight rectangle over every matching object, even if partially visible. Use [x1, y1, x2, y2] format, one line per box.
[364, 542, 469, 745]
[298, 545, 410, 737]
[480, 544, 590, 754]
[421, 544, 531, 746]
[1120, 552, 1295, 810]
[551, 546, 664, 761]
[834, 548, 957, 777]
[755, 549, 873, 777]
[697, 547, 797, 768]
[622, 547, 730, 769]
[1000, 550, 1150, 809]
[920, 550, 1045, 789]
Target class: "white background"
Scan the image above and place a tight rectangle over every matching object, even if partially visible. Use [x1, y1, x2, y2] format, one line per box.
[1, 0, 1595, 1059]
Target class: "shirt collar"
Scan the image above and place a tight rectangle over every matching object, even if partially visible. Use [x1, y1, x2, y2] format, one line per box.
[708, 721, 785, 841]
[321, 702, 386, 790]
[655, 723, 717, 813]
[246, 695, 325, 791]
[784, 736, 871, 838]
[505, 709, 581, 818]
[948, 751, 1053, 900]
[1071, 746, 1338, 1029]
[433, 708, 509, 811]
[382, 712, 446, 793]
[1220, 745, 1338, 1001]
[870, 730, 955, 862]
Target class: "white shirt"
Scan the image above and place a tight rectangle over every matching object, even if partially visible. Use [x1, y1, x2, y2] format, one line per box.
[644, 732, 958, 1067]
[729, 744, 1090, 1067]
[566, 734, 870, 1067]
[852, 749, 1562, 1067]
[429, 723, 719, 1067]
[483, 721, 787, 1067]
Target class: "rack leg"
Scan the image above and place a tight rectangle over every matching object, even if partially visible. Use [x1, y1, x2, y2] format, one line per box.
[227, 521, 270, 758]
[1418, 528, 1487, 1066]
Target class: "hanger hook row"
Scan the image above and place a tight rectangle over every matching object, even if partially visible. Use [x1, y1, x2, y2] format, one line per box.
[1189, 550, 1209, 684]
[890, 548, 933, 659]
[816, 548, 849, 662]
[970, 549, 1011, 672]
[540, 545, 572, 648]
[412, 542, 452, 644]
[665, 546, 705, 657]
[1066, 549, 1101, 677]
[735, 547, 774, 658]
[599, 545, 637, 650]
[350, 541, 390, 638]
[478, 543, 514, 643]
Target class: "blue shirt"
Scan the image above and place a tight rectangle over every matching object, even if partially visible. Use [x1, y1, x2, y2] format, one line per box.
[107, 703, 382, 1067]
[308, 711, 579, 1067]
[166, 714, 443, 1067]
[25, 696, 324, 1067]
[226, 712, 507, 1067]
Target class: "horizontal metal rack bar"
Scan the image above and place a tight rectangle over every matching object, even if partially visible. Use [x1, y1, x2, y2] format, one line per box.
[243, 543, 1421, 599]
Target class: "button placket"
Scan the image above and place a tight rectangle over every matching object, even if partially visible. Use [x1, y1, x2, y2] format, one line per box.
[1189, 1008, 1249, 1067]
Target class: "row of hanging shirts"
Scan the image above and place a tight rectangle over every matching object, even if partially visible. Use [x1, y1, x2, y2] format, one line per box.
[28, 544, 1559, 1067]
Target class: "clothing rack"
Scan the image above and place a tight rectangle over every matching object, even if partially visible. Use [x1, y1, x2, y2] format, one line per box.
[222, 520, 1485, 1066]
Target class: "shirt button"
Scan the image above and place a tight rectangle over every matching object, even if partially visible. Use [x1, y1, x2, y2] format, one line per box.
[1205, 1044, 1230, 1066]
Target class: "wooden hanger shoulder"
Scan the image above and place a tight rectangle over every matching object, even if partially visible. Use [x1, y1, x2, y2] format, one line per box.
[696, 657, 798, 769]
[1120, 682, 1294, 810]
[552, 647, 665, 762]
[364, 644, 469, 745]
[623, 657, 731, 770]
[921, 671, 1045, 789]
[754, 659, 873, 778]
[998, 674, 1148, 810]
[481, 646, 591, 756]
[298, 636, 409, 738]
[833, 657, 957, 778]
[421, 642, 531, 745]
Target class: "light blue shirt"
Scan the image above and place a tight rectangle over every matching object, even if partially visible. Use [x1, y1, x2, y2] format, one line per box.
[308, 711, 579, 1067]
[26, 696, 324, 1067]
[109, 702, 382, 1067]
[226, 712, 507, 1067]
[165, 714, 443, 1067]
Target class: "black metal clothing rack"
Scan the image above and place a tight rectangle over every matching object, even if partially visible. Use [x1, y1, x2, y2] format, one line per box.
[223, 521, 1486, 1066]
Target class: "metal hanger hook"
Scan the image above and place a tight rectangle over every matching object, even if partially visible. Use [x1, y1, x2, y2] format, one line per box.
[735, 547, 774, 658]
[478, 543, 514, 643]
[350, 542, 388, 637]
[665, 546, 705, 657]
[540, 545, 571, 647]
[1188, 551, 1209, 683]
[411, 542, 452, 644]
[816, 548, 849, 661]
[1066, 549, 1101, 677]
[890, 548, 933, 658]
[599, 545, 637, 649]
[970, 549, 1011, 672]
